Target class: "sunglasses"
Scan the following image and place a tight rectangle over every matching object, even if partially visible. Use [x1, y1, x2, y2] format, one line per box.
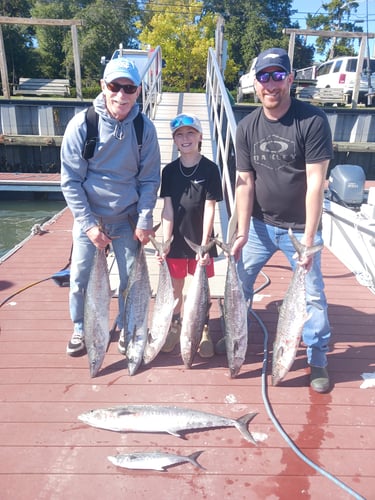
[105, 81, 138, 94]
[170, 115, 196, 129]
[256, 71, 288, 83]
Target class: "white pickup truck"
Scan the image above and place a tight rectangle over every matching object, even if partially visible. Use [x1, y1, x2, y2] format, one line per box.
[236, 58, 257, 103]
[237, 57, 258, 103]
[101, 45, 151, 79]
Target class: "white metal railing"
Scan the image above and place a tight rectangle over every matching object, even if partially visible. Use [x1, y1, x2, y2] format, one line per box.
[206, 47, 238, 239]
[140, 45, 163, 120]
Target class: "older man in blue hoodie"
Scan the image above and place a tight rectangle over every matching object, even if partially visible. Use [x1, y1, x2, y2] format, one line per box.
[61, 57, 160, 357]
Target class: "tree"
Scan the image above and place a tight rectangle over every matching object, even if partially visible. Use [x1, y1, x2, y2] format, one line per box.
[203, 0, 314, 79]
[67, 0, 142, 85]
[1, 0, 37, 84]
[138, 0, 219, 91]
[306, 0, 361, 59]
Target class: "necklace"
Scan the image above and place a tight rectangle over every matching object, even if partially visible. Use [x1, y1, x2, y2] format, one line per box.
[179, 158, 201, 178]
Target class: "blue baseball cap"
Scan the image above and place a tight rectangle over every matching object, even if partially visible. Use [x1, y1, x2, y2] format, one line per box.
[103, 57, 141, 86]
[255, 48, 291, 74]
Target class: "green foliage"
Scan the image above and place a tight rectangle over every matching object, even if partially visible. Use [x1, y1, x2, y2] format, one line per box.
[306, 0, 361, 59]
[3, 0, 360, 93]
[138, 1, 217, 91]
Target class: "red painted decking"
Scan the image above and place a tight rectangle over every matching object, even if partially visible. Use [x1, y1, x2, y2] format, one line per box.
[0, 206, 374, 500]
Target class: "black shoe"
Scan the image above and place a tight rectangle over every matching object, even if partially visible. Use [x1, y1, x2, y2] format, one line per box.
[66, 331, 86, 357]
[310, 366, 330, 393]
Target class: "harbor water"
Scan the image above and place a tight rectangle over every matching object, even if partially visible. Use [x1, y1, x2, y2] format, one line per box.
[0, 199, 66, 259]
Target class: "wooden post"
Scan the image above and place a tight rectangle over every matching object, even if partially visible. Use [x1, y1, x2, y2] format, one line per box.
[0, 25, 10, 99]
[71, 25, 82, 101]
[0, 16, 84, 101]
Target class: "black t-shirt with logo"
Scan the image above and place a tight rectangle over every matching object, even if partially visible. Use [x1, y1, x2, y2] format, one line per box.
[235, 98, 334, 230]
[160, 155, 223, 258]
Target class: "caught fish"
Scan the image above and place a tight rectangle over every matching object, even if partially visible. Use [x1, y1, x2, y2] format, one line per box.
[78, 404, 258, 445]
[143, 236, 177, 365]
[108, 450, 205, 471]
[123, 241, 151, 376]
[84, 247, 112, 378]
[180, 238, 214, 368]
[272, 229, 323, 386]
[215, 237, 248, 378]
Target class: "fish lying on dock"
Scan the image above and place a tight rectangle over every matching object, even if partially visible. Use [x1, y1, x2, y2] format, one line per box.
[180, 238, 214, 368]
[123, 241, 151, 376]
[143, 236, 176, 365]
[108, 450, 205, 471]
[83, 248, 112, 378]
[215, 237, 248, 378]
[78, 404, 258, 445]
[272, 229, 323, 386]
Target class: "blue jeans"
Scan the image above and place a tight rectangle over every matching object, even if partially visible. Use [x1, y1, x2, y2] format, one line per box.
[237, 218, 330, 368]
[69, 218, 138, 333]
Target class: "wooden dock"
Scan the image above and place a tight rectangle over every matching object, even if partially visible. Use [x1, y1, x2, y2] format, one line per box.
[0, 204, 374, 500]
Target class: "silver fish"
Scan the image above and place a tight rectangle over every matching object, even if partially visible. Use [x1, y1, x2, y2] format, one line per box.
[215, 237, 248, 378]
[272, 229, 323, 386]
[143, 236, 177, 365]
[123, 242, 151, 376]
[107, 450, 205, 471]
[180, 238, 214, 368]
[84, 248, 111, 378]
[78, 404, 258, 444]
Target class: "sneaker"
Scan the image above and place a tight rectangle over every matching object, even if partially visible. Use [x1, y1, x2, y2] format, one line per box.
[118, 329, 126, 356]
[161, 320, 181, 353]
[215, 336, 226, 355]
[198, 325, 214, 358]
[66, 331, 85, 356]
[310, 366, 330, 393]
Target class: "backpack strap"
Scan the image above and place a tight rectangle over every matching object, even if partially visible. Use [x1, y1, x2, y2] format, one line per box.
[82, 105, 98, 160]
[82, 106, 144, 160]
[133, 111, 144, 151]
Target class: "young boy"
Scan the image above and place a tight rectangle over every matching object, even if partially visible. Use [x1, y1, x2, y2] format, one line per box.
[159, 113, 223, 357]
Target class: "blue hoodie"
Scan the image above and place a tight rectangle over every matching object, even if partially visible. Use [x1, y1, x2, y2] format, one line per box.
[60, 93, 160, 233]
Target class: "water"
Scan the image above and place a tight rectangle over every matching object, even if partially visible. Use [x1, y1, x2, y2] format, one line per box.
[0, 199, 66, 259]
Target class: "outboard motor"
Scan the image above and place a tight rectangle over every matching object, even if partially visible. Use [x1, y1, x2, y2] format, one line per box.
[327, 164, 365, 209]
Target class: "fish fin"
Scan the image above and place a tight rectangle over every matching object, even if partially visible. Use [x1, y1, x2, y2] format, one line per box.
[188, 450, 206, 470]
[275, 345, 284, 358]
[235, 412, 258, 445]
[167, 429, 184, 438]
[153, 222, 161, 233]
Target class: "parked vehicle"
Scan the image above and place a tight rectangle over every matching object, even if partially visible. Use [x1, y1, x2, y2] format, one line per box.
[236, 58, 258, 103]
[315, 56, 375, 105]
[101, 45, 151, 79]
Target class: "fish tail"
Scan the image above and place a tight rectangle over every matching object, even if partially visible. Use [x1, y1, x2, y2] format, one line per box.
[184, 237, 215, 257]
[188, 450, 206, 470]
[288, 228, 323, 259]
[235, 412, 258, 445]
[213, 236, 231, 256]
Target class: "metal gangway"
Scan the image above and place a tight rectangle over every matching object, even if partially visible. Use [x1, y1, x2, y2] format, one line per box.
[132, 46, 238, 296]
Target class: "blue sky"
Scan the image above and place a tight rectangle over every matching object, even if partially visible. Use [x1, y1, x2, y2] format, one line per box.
[291, 0, 375, 58]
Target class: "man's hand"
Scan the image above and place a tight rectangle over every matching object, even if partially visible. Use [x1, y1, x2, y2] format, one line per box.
[135, 227, 154, 245]
[231, 234, 247, 261]
[86, 226, 111, 250]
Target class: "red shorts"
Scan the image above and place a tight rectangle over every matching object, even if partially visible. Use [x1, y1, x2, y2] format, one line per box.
[166, 257, 215, 279]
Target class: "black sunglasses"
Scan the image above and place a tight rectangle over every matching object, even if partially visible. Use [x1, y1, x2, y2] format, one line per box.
[105, 81, 138, 94]
[256, 71, 288, 83]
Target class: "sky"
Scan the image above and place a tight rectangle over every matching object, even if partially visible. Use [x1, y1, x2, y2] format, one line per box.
[290, 0, 375, 59]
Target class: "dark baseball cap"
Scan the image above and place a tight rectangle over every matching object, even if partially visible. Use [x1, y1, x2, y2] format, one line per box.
[255, 48, 291, 74]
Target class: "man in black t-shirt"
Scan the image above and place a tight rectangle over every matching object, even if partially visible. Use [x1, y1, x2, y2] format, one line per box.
[218, 48, 333, 393]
